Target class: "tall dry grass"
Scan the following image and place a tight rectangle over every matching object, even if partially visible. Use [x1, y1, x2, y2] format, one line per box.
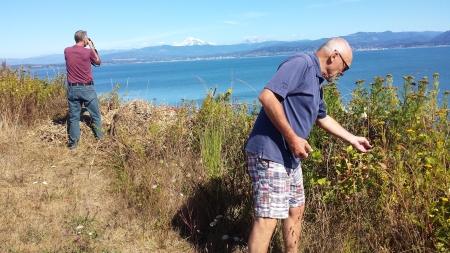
[0, 62, 449, 252]
[0, 64, 194, 252]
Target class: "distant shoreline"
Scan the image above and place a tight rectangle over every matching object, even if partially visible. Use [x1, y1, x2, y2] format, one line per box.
[9, 44, 450, 69]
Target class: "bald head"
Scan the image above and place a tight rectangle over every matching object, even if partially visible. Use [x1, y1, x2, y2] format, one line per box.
[316, 37, 353, 82]
[317, 37, 351, 55]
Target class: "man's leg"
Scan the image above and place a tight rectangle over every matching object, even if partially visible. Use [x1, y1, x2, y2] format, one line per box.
[82, 86, 104, 138]
[67, 87, 82, 148]
[247, 152, 291, 253]
[248, 217, 278, 253]
[283, 205, 305, 253]
[283, 164, 305, 253]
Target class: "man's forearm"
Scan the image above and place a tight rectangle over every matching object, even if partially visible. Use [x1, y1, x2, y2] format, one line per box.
[259, 88, 297, 143]
[88, 42, 101, 65]
[259, 88, 313, 157]
[316, 115, 372, 152]
[91, 48, 101, 65]
[315, 115, 355, 141]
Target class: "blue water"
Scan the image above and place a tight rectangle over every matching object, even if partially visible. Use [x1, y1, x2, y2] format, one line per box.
[32, 46, 450, 106]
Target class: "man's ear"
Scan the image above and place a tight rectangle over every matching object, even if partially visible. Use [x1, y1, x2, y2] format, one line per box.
[326, 53, 336, 65]
[330, 51, 339, 63]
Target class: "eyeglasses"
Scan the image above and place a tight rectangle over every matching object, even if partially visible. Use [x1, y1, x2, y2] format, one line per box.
[335, 50, 350, 72]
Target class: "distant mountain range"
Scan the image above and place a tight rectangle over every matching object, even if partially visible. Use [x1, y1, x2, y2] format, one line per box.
[4, 30, 450, 66]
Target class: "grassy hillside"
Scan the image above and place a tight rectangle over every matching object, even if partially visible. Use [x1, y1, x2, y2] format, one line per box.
[0, 62, 449, 252]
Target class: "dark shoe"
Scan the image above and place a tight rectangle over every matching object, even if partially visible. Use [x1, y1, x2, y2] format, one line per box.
[68, 140, 78, 150]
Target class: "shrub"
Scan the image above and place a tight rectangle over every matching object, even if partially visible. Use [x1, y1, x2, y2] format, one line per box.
[0, 62, 67, 125]
[303, 74, 449, 252]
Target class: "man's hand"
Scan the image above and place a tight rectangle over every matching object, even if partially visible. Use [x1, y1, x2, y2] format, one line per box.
[87, 38, 95, 49]
[86, 38, 101, 65]
[288, 135, 313, 159]
[349, 136, 372, 153]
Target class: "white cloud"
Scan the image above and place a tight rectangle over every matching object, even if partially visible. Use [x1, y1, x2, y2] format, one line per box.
[241, 11, 265, 19]
[242, 35, 274, 43]
[308, 0, 361, 8]
[223, 21, 241, 25]
[307, 3, 326, 9]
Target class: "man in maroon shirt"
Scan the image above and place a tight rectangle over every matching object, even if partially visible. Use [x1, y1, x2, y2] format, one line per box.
[64, 30, 104, 150]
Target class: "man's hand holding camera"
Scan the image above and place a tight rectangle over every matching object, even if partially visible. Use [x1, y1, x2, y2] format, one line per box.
[86, 38, 95, 50]
[85, 37, 100, 66]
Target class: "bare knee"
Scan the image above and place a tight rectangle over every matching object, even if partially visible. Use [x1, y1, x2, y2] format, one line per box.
[248, 217, 278, 253]
[289, 204, 305, 220]
[283, 205, 305, 253]
[254, 216, 278, 229]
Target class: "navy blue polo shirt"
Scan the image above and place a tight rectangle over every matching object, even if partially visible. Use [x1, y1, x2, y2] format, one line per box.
[245, 53, 327, 168]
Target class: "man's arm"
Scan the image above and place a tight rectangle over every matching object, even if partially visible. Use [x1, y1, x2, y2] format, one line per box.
[259, 88, 312, 159]
[315, 115, 372, 152]
[87, 40, 101, 65]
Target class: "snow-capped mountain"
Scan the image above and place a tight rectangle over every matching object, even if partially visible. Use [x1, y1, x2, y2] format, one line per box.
[173, 37, 210, 46]
[242, 37, 271, 44]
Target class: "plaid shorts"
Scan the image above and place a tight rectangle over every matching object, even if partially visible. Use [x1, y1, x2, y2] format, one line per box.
[247, 152, 305, 219]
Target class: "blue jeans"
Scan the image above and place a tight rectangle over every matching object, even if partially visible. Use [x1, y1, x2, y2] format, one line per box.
[67, 85, 104, 145]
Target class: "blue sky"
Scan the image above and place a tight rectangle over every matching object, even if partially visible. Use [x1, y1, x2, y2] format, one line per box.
[1, 0, 449, 59]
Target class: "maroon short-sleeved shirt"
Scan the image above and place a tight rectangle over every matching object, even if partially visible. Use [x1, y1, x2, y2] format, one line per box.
[64, 45, 96, 84]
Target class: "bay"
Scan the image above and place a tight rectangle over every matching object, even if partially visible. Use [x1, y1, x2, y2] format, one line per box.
[32, 46, 450, 106]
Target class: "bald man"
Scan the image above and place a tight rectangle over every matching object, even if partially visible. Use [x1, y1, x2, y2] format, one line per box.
[245, 37, 372, 253]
